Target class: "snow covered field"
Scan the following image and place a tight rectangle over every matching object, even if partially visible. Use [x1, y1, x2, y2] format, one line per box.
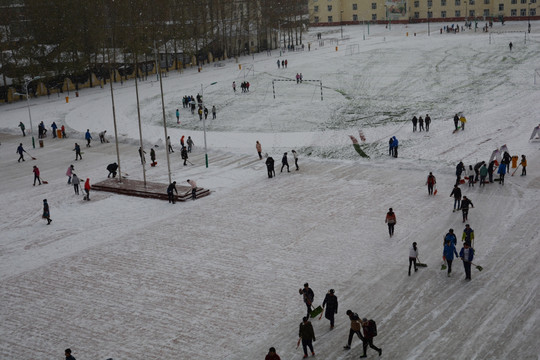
[1, 22, 539, 360]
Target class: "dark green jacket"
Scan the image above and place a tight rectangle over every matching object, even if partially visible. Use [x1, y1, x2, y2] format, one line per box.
[299, 321, 316, 341]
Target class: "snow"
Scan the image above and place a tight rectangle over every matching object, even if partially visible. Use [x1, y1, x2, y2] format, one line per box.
[1, 22, 540, 360]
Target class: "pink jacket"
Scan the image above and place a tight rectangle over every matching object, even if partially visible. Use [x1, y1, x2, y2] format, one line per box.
[188, 179, 197, 189]
[66, 166, 72, 176]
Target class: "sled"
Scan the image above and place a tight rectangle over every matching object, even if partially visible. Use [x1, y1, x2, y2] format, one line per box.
[151, 161, 157, 167]
[42, 180, 49, 184]
[459, 179, 466, 184]
[310, 305, 323, 318]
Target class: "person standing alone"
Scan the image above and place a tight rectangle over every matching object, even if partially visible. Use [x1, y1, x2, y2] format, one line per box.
[409, 242, 418, 276]
[33, 165, 42, 186]
[42, 199, 52, 225]
[281, 152, 290, 173]
[256, 141, 262, 160]
[385, 208, 396, 237]
[322, 289, 338, 329]
[426, 172, 436, 195]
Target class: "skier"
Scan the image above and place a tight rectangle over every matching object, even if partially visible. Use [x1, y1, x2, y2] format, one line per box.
[266, 155, 275, 178]
[487, 160, 496, 183]
[497, 161, 507, 185]
[455, 161, 465, 184]
[85, 129, 92, 147]
[298, 317, 316, 358]
[425, 114, 431, 131]
[167, 181, 178, 204]
[138, 147, 146, 165]
[176, 108, 180, 123]
[281, 152, 290, 173]
[65, 348, 76, 360]
[444, 229, 457, 246]
[443, 239, 459, 277]
[479, 163, 488, 186]
[385, 208, 396, 237]
[299, 283, 314, 318]
[99, 130, 107, 143]
[462, 224, 475, 246]
[167, 136, 174, 153]
[343, 310, 364, 350]
[467, 165, 475, 187]
[84, 178, 91, 200]
[256, 141, 262, 160]
[265, 347, 281, 360]
[18, 121, 26, 136]
[459, 242, 475, 280]
[321, 289, 338, 329]
[409, 242, 418, 276]
[450, 184, 462, 212]
[187, 179, 197, 200]
[66, 164, 74, 184]
[212, 105, 216, 119]
[33, 165, 42, 186]
[460, 196, 474, 223]
[292, 149, 299, 171]
[150, 148, 156, 165]
[181, 146, 188, 166]
[16, 143, 27, 162]
[391, 136, 399, 157]
[453, 114, 459, 131]
[51, 122, 58, 138]
[72, 174, 80, 195]
[426, 172, 436, 195]
[42, 199, 52, 225]
[187, 136, 194, 153]
[360, 318, 382, 358]
[418, 116, 424, 131]
[520, 155, 527, 176]
[107, 163, 118, 178]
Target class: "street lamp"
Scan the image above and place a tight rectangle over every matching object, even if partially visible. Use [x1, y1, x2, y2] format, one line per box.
[19, 76, 41, 148]
[200, 82, 217, 168]
[428, 8, 431, 36]
[340, 11, 344, 39]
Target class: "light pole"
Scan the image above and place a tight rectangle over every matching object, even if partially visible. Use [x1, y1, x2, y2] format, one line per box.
[340, 11, 344, 39]
[23, 76, 41, 148]
[200, 82, 217, 168]
[428, 8, 431, 36]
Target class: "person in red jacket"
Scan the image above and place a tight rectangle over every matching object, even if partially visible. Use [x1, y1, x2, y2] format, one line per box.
[426, 172, 436, 195]
[385, 208, 396, 237]
[84, 178, 91, 201]
[33, 165, 42, 186]
[265, 347, 281, 360]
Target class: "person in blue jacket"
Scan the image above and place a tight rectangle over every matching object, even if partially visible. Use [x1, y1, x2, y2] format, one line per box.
[459, 242, 475, 280]
[443, 240, 459, 277]
[51, 122, 58, 138]
[85, 129, 92, 147]
[444, 229, 457, 246]
[392, 136, 399, 158]
[497, 161, 507, 185]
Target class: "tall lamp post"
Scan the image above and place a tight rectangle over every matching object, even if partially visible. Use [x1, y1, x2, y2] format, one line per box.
[428, 8, 431, 36]
[340, 11, 344, 39]
[21, 76, 41, 148]
[200, 82, 217, 168]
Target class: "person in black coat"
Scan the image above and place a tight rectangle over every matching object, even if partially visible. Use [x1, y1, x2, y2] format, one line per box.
[488, 160, 496, 183]
[474, 161, 485, 182]
[455, 161, 465, 184]
[412, 116, 418, 132]
[460, 196, 474, 223]
[42, 199, 51, 225]
[107, 163, 118, 178]
[502, 151, 511, 173]
[281, 152, 289, 173]
[453, 114, 460, 131]
[266, 155, 275, 178]
[299, 283, 314, 318]
[181, 146, 188, 166]
[450, 184, 462, 212]
[322, 289, 338, 329]
[167, 181, 178, 204]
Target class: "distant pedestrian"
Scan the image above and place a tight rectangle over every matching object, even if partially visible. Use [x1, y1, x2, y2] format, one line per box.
[138, 147, 146, 165]
[479, 163, 488, 186]
[16, 143, 27, 162]
[85, 129, 92, 147]
[187, 179, 197, 200]
[391, 136, 398, 158]
[343, 310, 364, 350]
[150, 148, 156, 164]
[212, 105, 216, 119]
[467, 165, 475, 187]
[232, 81, 236, 92]
[443, 239, 459, 277]
[418, 116, 424, 131]
[459, 242, 475, 280]
[51, 122, 58, 138]
[385, 208, 396, 237]
[462, 224, 475, 246]
[167, 136, 174, 153]
[388, 137, 394, 156]
[66, 164, 74, 184]
[284, 59, 288, 68]
[65, 348, 76, 360]
[425, 114, 431, 131]
[322, 289, 338, 329]
[298, 316, 316, 358]
[107, 163, 118, 178]
[292, 150, 299, 170]
[18, 122, 26, 136]
[509, 42, 513, 51]
[411, 116, 418, 132]
[181, 146, 188, 166]
[455, 161, 465, 184]
[281, 152, 290, 172]
[33, 165, 42, 186]
[450, 184, 462, 211]
[167, 181, 178, 204]
[99, 130, 107, 143]
[426, 172, 436, 195]
[277, 59, 280, 69]
[42, 199, 52, 225]
[72, 174, 80, 195]
[256, 141, 262, 159]
[453, 114, 459, 131]
[61, 125, 66, 138]
[497, 162, 506, 185]
[266, 155, 275, 178]
[360, 318, 382, 358]
[180, 135, 185, 148]
[520, 155, 527, 176]
[176, 108, 180, 123]
[265, 347, 281, 360]
[460, 196, 474, 223]
[84, 178, 91, 200]
[204, 106, 209, 120]
[409, 242, 418, 276]
[299, 283, 314, 318]
[187, 136, 194, 153]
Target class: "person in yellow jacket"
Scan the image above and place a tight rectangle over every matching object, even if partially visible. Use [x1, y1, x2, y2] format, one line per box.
[520, 155, 527, 176]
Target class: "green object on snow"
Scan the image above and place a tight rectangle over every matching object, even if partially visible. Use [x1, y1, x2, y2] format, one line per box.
[310, 305, 323, 318]
[353, 143, 369, 158]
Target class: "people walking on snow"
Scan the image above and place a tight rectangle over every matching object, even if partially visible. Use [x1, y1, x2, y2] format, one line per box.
[450, 184, 462, 211]
[497, 161, 507, 185]
[299, 283, 314, 318]
[198, 106, 203, 120]
[187, 179, 197, 200]
[99, 130, 108, 143]
[409, 242, 419, 276]
[85, 129, 92, 147]
[266, 155, 275, 178]
[277, 60, 280, 69]
[322, 289, 338, 329]
[388, 137, 394, 156]
[138, 147, 146, 165]
[479, 163, 488, 186]
[418, 116, 424, 131]
[292, 150, 299, 171]
[265, 347, 281, 360]
[426, 172, 436, 195]
[444, 229, 457, 246]
[281, 152, 290, 173]
[167, 181, 178, 204]
[16, 143, 27, 162]
[107, 163, 118, 178]
[84, 178, 91, 200]
[298, 316, 316, 358]
[33, 165, 42, 186]
[150, 148, 156, 165]
[204, 106, 209, 119]
[443, 239, 459, 277]
[42, 199, 52, 225]
[181, 146, 188, 166]
[18, 121, 26, 136]
[187, 136, 194, 153]
[425, 114, 431, 131]
[232, 81, 236, 92]
[509, 42, 513, 51]
[360, 318, 382, 358]
[66, 164, 74, 184]
[385, 208, 396, 237]
[344, 310, 364, 350]
[474, 161, 485, 182]
[72, 174, 80, 194]
[520, 155, 527, 176]
[460, 196, 474, 222]
[180, 135, 185, 148]
[462, 224, 475, 246]
[460, 242, 475, 280]
[256, 141, 262, 160]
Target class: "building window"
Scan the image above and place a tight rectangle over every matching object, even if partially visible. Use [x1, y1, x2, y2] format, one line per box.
[414, 1, 419, 7]
[314, 5, 319, 12]
[428, 11, 433, 18]
[353, 4, 358, 10]
[441, 0, 446, 5]
[314, 16, 320, 22]
[499, 4, 504, 10]
[511, 0, 516, 3]
[520, 8, 526, 14]
[428, 0, 433, 6]
[353, 14, 358, 20]
[372, 3, 377, 9]
[469, 10, 475, 16]
[372, 13, 377, 20]
[483, 9, 490, 15]
[484, 0, 489, 4]
[328, 5, 332, 11]
[414, 11, 420, 18]
[441, 10, 447, 17]
[469, 0, 475, 4]
[455, 0, 461, 5]
[521, 0, 526, 3]
[455, 9, 461, 16]
[328, 15, 333, 22]
[511, 8, 517, 15]
[531, 8, 537, 15]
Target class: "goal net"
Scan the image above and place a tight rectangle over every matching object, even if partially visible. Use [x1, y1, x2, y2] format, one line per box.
[345, 43, 360, 56]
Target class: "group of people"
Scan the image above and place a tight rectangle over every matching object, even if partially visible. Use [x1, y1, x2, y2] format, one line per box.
[388, 136, 399, 158]
[295, 73, 304, 83]
[232, 81, 250, 93]
[411, 114, 431, 132]
[276, 59, 289, 69]
[166, 179, 198, 204]
[262, 148, 299, 178]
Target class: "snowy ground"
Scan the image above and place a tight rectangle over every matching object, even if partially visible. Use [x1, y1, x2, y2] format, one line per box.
[1, 22, 539, 360]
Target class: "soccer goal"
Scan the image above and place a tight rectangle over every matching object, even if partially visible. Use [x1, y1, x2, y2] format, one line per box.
[241, 64, 255, 79]
[272, 79, 324, 101]
[345, 43, 360, 56]
[535, 68, 540, 85]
